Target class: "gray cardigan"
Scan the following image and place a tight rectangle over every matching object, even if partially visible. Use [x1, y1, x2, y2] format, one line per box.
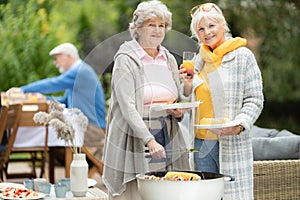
[102, 40, 190, 196]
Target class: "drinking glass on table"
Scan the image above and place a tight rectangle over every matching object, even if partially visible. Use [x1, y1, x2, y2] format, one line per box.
[182, 51, 196, 77]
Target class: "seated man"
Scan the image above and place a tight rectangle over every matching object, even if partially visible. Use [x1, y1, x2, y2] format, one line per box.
[8, 43, 106, 174]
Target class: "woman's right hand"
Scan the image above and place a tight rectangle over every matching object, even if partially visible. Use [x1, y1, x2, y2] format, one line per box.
[146, 139, 166, 159]
[179, 65, 194, 83]
[179, 65, 193, 96]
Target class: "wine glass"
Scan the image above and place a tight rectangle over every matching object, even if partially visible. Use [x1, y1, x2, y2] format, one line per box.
[182, 51, 196, 76]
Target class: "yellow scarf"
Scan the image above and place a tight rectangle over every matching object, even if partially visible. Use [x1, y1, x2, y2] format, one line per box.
[194, 37, 247, 140]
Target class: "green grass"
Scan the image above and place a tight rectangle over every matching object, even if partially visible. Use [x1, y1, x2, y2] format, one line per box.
[9, 152, 43, 167]
[9, 153, 31, 159]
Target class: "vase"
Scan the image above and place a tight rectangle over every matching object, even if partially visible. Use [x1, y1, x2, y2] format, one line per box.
[70, 153, 88, 197]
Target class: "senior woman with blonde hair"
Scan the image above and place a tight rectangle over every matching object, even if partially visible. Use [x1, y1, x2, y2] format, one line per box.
[180, 2, 264, 199]
[102, 0, 190, 199]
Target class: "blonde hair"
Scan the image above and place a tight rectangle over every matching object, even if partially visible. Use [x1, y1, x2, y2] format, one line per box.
[190, 3, 231, 43]
[129, 0, 172, 40]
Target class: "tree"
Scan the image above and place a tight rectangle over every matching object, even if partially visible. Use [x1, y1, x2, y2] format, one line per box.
[0, 0, 58, 91]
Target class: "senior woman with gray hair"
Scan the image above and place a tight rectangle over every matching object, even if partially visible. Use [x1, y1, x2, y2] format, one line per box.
[102, 0, 190, 199]
[180, 2, 264, 199]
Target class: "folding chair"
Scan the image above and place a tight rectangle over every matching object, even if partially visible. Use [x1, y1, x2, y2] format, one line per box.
[4, 102, 49, 179]
[0, 105, 9, 181]
[0, 104, 22, 182]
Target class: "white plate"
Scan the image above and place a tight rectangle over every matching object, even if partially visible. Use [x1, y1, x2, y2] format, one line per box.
[0, 183, 25, 192]
[22, 105, 39, 111]
[88, 178, 97, 187]
[194, 120, 241, 129]
[150, 101, 201, 111]
[0, 193, 46, 200]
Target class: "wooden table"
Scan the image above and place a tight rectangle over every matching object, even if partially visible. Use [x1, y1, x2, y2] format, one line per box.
[15, 105, 103, 183]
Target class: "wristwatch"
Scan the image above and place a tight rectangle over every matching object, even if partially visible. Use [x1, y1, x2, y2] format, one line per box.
[238, 125, 245, 135]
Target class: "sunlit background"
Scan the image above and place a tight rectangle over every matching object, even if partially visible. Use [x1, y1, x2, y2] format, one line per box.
[0, 0, 299, 134]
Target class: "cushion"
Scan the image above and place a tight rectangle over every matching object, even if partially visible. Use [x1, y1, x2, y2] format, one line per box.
[251, 126, 300, 160]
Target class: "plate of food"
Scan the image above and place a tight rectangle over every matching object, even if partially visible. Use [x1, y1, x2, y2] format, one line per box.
[150, 101, 201, 111]
[0, 187, 46, 199]
[194, 118, 241, 129]
[0, 183, 25, 192]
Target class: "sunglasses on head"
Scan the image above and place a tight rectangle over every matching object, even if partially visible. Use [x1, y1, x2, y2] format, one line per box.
[189, 3, 221, 17]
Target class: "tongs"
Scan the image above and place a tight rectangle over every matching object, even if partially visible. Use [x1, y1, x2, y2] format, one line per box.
[144, 148, 200, 158]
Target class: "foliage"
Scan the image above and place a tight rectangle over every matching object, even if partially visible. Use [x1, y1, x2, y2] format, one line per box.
[0, 0, 119, 92]
[100, 73, 112, 109]
[0, 0, 299, 132]
[163, 0, 216, 34]
[0, 0, 58, 91]
[47, 0, 119, 56]
[222, 0, 300, 102]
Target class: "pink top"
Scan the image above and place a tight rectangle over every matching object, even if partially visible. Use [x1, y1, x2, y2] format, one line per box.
[130, 40, 178, 106]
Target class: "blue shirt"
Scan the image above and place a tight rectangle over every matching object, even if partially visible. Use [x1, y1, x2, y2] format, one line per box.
[21, 59, 106, 128]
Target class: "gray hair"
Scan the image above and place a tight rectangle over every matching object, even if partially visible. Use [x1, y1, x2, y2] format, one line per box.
[190, 3, 231, 44]
[129, 0, 172, 40]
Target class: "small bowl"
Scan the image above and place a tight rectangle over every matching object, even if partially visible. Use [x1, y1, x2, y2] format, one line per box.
[60, 178, 70, 191]
[38, 181, 51, 195]
[54, 183, 68, 198]
[23, 179, 34, 190]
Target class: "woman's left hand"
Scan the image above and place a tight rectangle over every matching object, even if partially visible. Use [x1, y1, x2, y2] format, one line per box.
[166, 108, 183, 119]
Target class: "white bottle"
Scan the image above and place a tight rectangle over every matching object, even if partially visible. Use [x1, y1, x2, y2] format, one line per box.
[70, 153, 88, 197]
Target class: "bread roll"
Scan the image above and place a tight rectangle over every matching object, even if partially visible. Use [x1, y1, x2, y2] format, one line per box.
[200, 117, 229, 125]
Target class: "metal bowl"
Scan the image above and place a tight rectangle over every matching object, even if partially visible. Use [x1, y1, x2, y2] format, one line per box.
[136, 171, 234, 200]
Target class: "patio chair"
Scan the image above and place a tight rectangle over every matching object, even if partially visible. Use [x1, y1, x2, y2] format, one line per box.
[4, 102, 49, 180]
[254, 159, 300, 200]
[0, 104, 22, 182]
